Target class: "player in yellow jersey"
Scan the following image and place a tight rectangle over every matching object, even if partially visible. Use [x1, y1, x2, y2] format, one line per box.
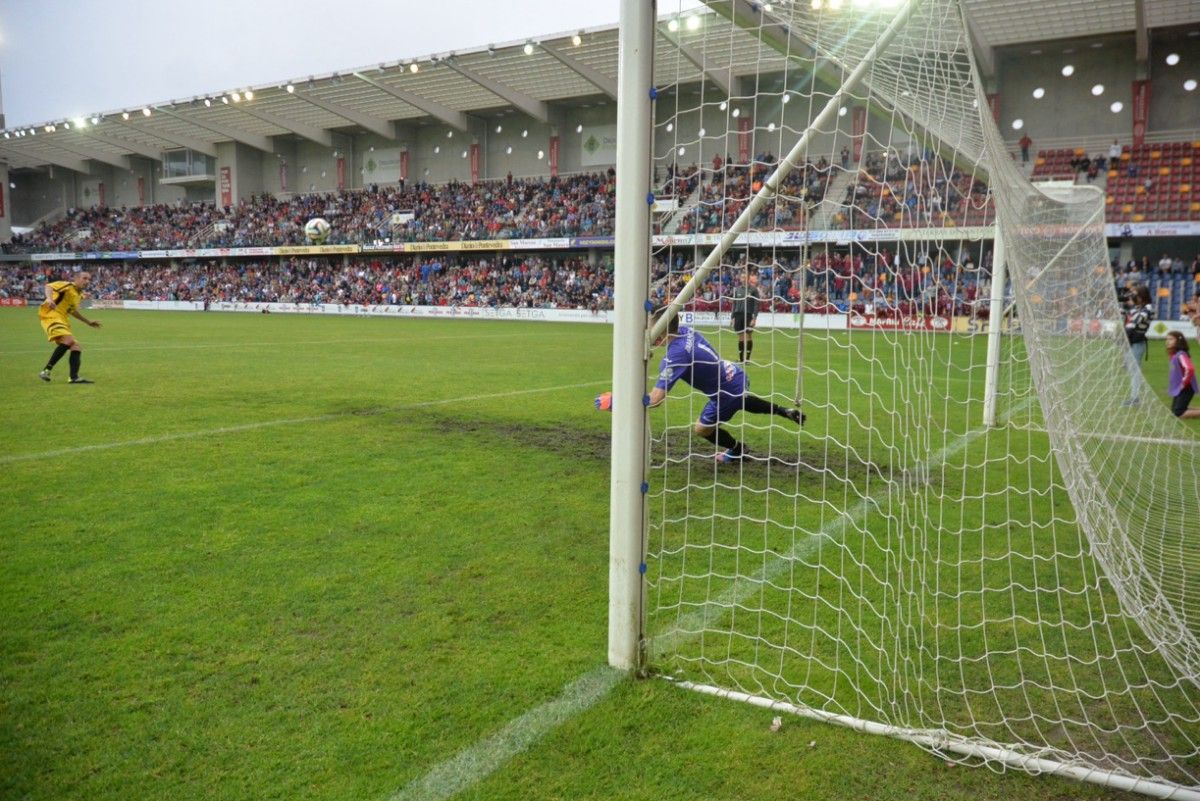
[37, 272, 102, 384]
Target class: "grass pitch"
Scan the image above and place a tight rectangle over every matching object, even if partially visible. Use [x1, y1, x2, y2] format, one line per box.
[0, 308, 1161, 800]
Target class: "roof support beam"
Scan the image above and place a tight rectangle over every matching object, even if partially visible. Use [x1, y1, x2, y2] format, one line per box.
[960, 4, 996, 81]
[0, 144, 90, 174]
[538, 42, 618, 100]
[1134, 0, 1149, 69]
[0, 146, 45, 170]
[351, 72, 472, 133]
[79, 130, 164, 162]
[109, 119, 218, 158]
[235, 105, 333, 147]
[442, 60, 550, 123]
[656, 29, 733, 96]
[292, 91, 398, 139]
[49, 140, 132, 171]
[156, 108, 275, 154]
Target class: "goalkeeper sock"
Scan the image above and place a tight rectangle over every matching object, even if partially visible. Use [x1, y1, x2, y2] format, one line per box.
[701, 427, 741, 452]
[746, 341, 753, 360]
[69, 351, 81, 380]
[743, 394, 787, 416]
[738, 341, 745, 362]
[45, 344, 69, 371]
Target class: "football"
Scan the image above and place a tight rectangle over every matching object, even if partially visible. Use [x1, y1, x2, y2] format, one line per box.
[304, 217, 331, 244]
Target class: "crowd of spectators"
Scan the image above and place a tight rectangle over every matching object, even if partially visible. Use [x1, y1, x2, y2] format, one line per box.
[3, 172, 617, 254]
[670, 152, 837, 234]
[0, 254, 615, 310]
[830, 149, 994, 229]
[651, 245, 994, 318]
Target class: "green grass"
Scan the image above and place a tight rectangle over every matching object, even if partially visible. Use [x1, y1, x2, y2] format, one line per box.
[0, 308, 1180, 801]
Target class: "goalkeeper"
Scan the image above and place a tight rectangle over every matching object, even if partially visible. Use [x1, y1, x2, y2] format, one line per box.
[615, 307, 804, 463]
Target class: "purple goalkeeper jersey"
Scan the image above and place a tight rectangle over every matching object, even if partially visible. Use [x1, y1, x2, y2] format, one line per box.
[655, 326, 746, 398]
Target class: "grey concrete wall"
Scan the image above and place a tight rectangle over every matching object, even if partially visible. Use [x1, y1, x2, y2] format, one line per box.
[0, 163, 10, 242]
[9, 169, 74, 225]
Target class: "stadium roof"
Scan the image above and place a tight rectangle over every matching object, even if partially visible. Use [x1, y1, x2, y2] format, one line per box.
[0, 0, 1196, 173]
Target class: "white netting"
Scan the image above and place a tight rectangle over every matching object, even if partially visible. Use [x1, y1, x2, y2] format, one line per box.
[639, 0, 1200, 795]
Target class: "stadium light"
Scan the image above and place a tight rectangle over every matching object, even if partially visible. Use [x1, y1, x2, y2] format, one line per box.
[461, 150, 467, 158]
[1012, 118, 1024, 130]
[231, 92, 241, 102]
[1110, 101, 1123, 113]
[698, 127, 705, 136]
[767, 122, 776, 132]
[572, 32, 582, 46]
[1061, 64, 1074, 76]
[142, 107, 151, 116]
[409, 63, 419, 74]
[2, 133, 8, 139]
[222, 96, 230, 104]
[285, 84, 295, 93]
[521, 129, 528, 138]
[1091, 84, 1104, 96]
[91, 116, 100, 125]
[667, 19, 679, 31]
[810, 0, 822, 8]
[838, 106, 847, 116]
[665, 122, 673, 132]
[1166, 53, 1180, 66]
[719, 101, 727, 110]
[685, 15, 701, 30]
[204, 98, 212, 107]
[447, 130, 453, 138]
[781, 93, 790, 104]
[44, 125, 53, 132]
[73, 117, 86, 128]
[495, 124, 502, 133]
[122, 112, 130, 120]
[677, 146, 685, 156]
[505, 145, 513, 155]
[764, 3, 773, 11]
[433, 145, 440, 154]
[1032, 87, 1045, 99]
[244, 90, 253, 100]
[537, 149, 544, 159]
[576, 123, 583, 133]
[1186, 79, 1197, 92]
[523, 41, 534, 55]
[731, 108, 741, 117]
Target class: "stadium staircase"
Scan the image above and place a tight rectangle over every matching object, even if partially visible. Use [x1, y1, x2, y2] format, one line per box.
[658, 184, 703, 234]
[806, 169, 856, 230]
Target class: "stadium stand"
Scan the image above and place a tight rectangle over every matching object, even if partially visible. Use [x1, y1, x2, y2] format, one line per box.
[1106, 141, 1200, 223]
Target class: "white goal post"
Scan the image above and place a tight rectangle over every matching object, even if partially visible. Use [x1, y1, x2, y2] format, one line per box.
[609, 0, 1200, 798]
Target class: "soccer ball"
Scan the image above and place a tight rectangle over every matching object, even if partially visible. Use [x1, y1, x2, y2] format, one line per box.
[304, 217, 331, 244]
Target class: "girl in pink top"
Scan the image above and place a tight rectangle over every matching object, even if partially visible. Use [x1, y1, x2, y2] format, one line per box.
[1165, 331, 1200, 420]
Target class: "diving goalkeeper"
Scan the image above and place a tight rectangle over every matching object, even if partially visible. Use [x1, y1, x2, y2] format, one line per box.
[600, 307, 804, 462]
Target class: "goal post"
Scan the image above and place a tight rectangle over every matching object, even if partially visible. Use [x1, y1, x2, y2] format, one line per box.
[607, 0, 656, 672]
[610, 0, 1200, 797]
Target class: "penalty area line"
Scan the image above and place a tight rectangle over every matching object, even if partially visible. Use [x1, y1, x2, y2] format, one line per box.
[384, 666, 624, 801]
[0, 380, 608, 465]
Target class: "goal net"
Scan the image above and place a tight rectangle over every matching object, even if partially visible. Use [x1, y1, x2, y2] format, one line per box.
[617, 0, 1200, 796]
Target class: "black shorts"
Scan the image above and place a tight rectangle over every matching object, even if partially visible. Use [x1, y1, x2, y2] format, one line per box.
[1172, 387, 1195, 417]
[731, 311, 755, 334]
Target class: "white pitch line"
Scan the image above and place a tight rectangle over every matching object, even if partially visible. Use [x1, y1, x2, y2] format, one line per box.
[0, 330, 552, 357]
[385, 666, 625, 801]
[1010, 425, 1200, 448]
[0, 380, 608, 465]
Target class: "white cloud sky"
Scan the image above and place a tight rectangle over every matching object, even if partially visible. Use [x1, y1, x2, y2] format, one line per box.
[0, 0, 646, 127]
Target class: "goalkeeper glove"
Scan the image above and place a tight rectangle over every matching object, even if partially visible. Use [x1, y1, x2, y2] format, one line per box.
[595, 391, 613, 411]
